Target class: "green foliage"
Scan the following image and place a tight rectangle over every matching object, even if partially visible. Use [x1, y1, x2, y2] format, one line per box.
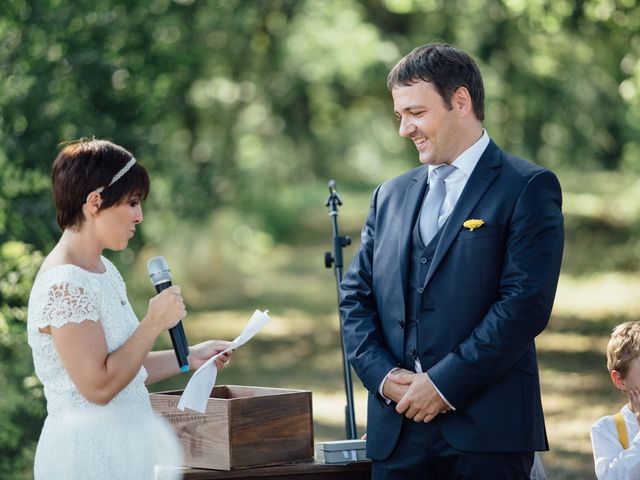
[0, 242, 45, 479]
[3, 0, 640, 249]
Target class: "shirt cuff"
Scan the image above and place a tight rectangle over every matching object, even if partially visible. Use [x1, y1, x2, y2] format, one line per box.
[378, 368, 401, 404]
[431, 379, 456, 411]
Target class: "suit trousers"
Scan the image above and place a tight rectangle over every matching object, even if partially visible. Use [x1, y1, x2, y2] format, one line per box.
[372, 416, 534, 480]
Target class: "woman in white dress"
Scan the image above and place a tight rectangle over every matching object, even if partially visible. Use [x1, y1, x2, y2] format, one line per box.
[27, 139, 231, 480]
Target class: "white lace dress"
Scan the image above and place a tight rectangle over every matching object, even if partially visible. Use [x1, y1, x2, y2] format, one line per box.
[27, 257, 182, 480]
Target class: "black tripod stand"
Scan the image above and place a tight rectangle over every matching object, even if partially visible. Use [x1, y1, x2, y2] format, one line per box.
[324, 179, 357, 440]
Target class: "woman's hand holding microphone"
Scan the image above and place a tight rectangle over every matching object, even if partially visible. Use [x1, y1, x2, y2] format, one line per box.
[146, 286, 233, 371]
[145, 285, 187, 334]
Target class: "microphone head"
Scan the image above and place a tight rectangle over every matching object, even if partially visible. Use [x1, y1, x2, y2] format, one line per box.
[147, 256, 172, 286]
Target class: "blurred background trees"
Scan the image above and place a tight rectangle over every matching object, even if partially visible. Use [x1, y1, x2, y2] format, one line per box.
[2, 0, 640, 477]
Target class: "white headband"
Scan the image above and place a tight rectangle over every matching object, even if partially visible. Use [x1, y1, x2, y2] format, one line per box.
[95, 157, 136, 194]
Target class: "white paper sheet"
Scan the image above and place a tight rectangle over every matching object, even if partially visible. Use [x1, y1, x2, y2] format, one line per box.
[177, 309, 271, 413]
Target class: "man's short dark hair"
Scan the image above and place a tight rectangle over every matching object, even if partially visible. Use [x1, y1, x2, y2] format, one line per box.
[387, 43, 485, 121]
[51, 138, 150, 230]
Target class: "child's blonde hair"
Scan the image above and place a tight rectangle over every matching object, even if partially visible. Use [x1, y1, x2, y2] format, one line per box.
[607, 321, 640, 376]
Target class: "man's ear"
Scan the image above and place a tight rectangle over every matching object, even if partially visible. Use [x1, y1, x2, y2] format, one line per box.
[611, 369, 627, 390]
[85, 191, 102, 216]
[452, 87, 473, 117]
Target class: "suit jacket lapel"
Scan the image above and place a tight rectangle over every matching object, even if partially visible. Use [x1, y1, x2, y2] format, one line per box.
[398, 167, 429, 302]
[423, 142, 502, 288]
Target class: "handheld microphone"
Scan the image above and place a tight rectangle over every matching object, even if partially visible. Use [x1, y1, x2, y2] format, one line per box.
[147, 256, 190, 373]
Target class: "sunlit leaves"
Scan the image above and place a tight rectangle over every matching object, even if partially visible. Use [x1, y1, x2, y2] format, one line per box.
[0, 242, 44, 478]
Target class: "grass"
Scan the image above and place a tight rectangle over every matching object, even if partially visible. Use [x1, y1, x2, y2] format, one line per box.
[117, 169, 640, 479]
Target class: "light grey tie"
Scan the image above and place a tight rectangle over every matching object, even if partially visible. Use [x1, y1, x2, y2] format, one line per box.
[420, 165, 456, 244]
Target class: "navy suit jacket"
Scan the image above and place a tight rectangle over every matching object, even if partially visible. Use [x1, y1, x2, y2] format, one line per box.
[340, 141, 564, 460]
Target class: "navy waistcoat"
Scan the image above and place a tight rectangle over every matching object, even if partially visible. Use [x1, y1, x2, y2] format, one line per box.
[404, 213, 444, 370]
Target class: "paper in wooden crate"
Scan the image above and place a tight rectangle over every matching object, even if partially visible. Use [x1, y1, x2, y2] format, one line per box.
[150, 385, 313, 470]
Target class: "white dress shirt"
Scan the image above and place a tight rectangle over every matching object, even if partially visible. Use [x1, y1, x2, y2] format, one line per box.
[591, 403, 640, 480]
[428, 129, 490, 231]
[379, 130, 490, 407]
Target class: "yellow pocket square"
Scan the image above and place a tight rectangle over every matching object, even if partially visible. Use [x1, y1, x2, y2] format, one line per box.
[463, 219, 485, 231]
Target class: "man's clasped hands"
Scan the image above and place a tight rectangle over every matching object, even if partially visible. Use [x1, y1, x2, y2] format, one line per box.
[384, 369, 452, 423]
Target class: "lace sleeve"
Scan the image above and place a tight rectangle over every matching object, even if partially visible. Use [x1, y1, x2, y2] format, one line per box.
[36, 281, 100, 329]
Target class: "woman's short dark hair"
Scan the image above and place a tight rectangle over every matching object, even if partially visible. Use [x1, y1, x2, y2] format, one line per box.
[387, 43, 485, 121]
[51, 139, 150, 230]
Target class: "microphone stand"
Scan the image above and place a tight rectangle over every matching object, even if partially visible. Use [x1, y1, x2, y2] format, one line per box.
[324, 179, 357, 440]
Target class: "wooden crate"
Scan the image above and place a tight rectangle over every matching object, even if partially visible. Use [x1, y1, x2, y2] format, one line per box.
[149, 385, 314, 470]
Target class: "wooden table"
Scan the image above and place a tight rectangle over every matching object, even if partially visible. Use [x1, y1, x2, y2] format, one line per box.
[183, 461, 371, 479]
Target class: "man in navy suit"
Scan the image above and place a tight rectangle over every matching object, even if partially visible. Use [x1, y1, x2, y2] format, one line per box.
[340, 43, 564, 479]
